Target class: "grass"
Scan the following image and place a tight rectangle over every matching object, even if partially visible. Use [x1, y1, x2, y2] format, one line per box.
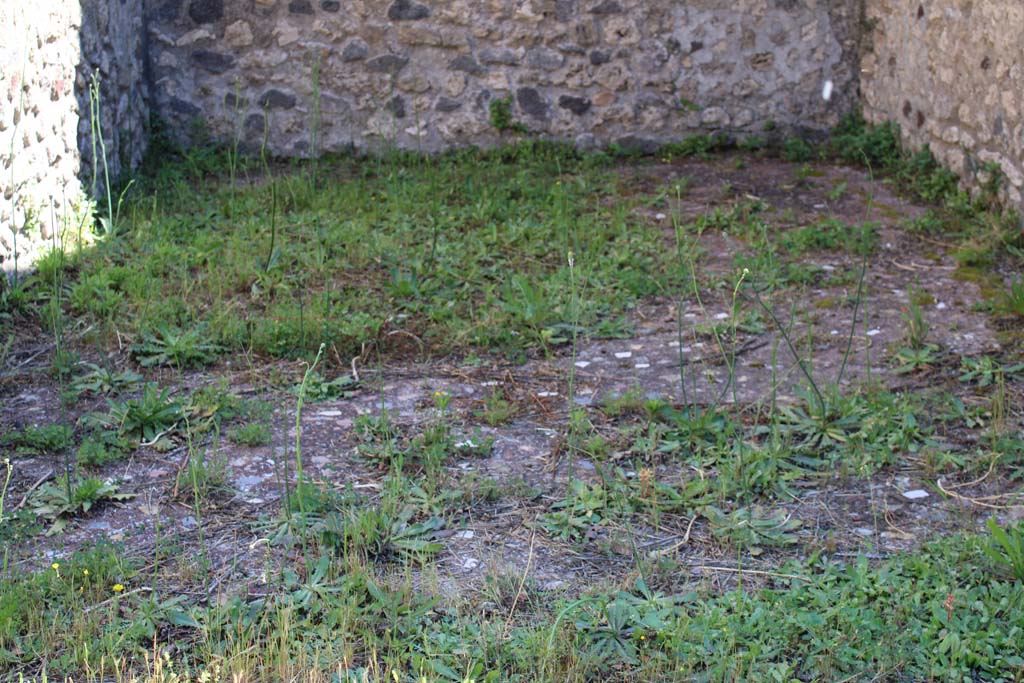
[1, 114, 1023, 681]
[1, 526, 1021, 681]
[50, 142, 683, 364]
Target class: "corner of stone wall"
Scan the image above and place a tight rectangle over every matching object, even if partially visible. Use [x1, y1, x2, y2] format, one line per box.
[861, 0, 1024, 215]
[0, 1, 150, 277]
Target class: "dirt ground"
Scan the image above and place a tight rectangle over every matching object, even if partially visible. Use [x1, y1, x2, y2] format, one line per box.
[2, 155, 1022, 604]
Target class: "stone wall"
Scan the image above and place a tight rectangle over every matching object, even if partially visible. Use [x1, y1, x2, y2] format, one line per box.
[146, 0, 861, 156]
[0, 0, 149, 277]
[862, 0, 1024, 209]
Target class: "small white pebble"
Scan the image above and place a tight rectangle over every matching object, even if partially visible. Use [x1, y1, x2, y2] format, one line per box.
[936, 302, 947, 310]
[715, 312, 729, 320]
[902, 489, 929, 500]
[655, 213, 667, 220]
[822, 79, 834, 101]
[462, 558, 480, 570]
[830, 330, 839, 336]
[634, 363, 651, 369]
[537, 391, 558, 397]
[574, 360, 591, 368]
[866, 329, 881, 337]
[614, 351, 633, 359]
[455, 530, 474, 539]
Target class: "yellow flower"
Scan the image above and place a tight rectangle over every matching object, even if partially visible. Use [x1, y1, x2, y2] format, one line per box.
[113, 583, 125, 593]
[51, 563, 60, 571]
[83, 569, 89, 576]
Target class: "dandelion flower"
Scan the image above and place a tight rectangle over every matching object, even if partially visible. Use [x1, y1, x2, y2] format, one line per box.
[83, 569, 89, 576]
[113, 583, 125, 593]
[51, 563, 60, 572]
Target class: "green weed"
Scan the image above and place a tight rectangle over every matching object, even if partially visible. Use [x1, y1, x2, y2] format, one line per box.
[984, 517, 1024, 582]
[228, 422, 272, 446]
[29, 475, 134, 534]
[489, 97, 526, 134]
[476, 389, 517, 426]
[782, 136, 814, 162]
[132, 324, 223, 369]
[1000, 278, 1024, 316]
[85, 383, 185, 444]
[76, 432, 131, 468]
[70, 363, 142, 397]
[291, 370, 359, 402]
[2, 424, 73, 456]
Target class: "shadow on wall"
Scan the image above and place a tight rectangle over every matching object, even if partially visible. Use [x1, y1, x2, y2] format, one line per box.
[0, 0, 149, 278]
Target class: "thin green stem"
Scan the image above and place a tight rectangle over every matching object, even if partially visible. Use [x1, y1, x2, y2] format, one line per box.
[294, 343, 326, 558]
[89, 73, 115, 235]
[748, 287, 826, 417]
[837, 156, 877, 387]
[566, 249, 578, 488]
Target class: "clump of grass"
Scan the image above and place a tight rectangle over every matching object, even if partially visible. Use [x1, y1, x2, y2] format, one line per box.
[76, 433, 131, 468]
[489, 97, 527, 134]
[39, 142, 682, 362]
[2, 424, 73, 456]
[659, 133, 730, 160]
[29, 475, 134, 534]
[781, 136, 814, 162]
[999, 278, 1024, 316]
[228, 422, 272, 446]
[476, 389, 517, 426]
[779, 218, 877, 255]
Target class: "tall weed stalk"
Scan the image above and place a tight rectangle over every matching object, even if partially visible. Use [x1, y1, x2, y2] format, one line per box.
[293, 343, 326, 558]
[261, 112, 279, 272]
[566, 249, 578, 488]
[89, 74, 113, 234]
[88, 73, 133, 239]
[48, 203, 72, 502]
